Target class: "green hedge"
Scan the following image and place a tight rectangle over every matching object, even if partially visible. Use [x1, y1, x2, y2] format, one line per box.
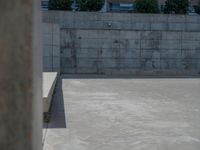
[164, 0, 189, 14]
[48, 0, 103, 11]
[194, 0, 200, 14]
[48, 0, 72, 10]
[77, 0, 104, 11]
[135, 0, 160, 13]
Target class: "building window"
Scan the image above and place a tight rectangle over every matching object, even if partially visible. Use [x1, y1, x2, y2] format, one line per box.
[160, 5, 164, 12]
[41, 1, 49, 10]
[109, 3, 134, 12]
[109, 3, 120, 11]
[120, 3, 134, 11]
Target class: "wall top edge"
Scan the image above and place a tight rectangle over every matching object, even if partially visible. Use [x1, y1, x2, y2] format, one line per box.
[42, 10, 200, 18]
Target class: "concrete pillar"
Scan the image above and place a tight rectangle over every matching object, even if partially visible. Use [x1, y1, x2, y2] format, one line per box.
[101, 0, 108, 12]
[0, 0, 42, 150]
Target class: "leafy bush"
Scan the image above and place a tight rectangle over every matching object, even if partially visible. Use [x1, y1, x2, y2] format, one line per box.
[48, 0, 72, 10]
[164, 0, 189, 14]
[194, 0, 200, 14]
[135, 0, 160, 13]
[77, 0, 104, 11]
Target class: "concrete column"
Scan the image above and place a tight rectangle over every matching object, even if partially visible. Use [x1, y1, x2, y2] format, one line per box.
[0, 0, 42, 150]
[101, 0, 108, 12]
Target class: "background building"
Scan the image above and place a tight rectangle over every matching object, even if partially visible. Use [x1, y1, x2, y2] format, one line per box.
[102, 0, 199, 12]
[41, 0, 49, 10]
[41, 0, 199, 12]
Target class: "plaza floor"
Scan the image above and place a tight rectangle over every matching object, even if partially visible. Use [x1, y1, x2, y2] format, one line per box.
[43, 75, 200, 150]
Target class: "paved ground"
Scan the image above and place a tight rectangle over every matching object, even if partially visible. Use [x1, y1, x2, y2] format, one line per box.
[43, 75, 200, 150]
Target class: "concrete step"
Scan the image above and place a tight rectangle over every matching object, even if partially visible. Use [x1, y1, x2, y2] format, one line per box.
[43, 72, 58, 113]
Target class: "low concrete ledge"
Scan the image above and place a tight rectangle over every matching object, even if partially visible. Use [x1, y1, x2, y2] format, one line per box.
[43, 72, 58, 113]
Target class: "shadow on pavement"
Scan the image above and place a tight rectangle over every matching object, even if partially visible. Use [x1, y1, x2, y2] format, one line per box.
[43, 77, 67, 128]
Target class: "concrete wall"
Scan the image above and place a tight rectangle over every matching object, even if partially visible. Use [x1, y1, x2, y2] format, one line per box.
[42, 11, 200, 75]
[43, 23, 60, 72]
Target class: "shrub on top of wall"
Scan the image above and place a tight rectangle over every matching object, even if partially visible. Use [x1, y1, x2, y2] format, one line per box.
[135, 0, 160, 13]
[77, 0, 104, 11]
[48, 0, 103, 11]
[194, 0, 200, 14]
[164, 0, 189, 14]
[48, 0, 72, 10]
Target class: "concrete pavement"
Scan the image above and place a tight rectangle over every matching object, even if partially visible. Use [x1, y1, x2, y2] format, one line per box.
[43, 75, 200, 150]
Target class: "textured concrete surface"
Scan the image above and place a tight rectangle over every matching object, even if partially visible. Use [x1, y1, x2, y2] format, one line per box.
[43, 11, 200, 32]
[42, 11, 200, 75]
[43, 23, 60, 72]
[43, 72, 58, 112]
[43, 75, 200, 150]
[0, 0, 42, 150]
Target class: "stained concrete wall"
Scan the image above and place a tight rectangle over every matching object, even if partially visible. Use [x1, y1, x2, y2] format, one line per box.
[42, 11, 200, 75]
[43, 23, 60, 72]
